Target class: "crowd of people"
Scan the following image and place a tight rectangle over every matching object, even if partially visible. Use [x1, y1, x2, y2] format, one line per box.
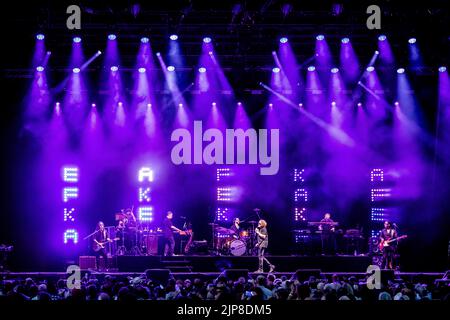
[1, 272, 449, 301]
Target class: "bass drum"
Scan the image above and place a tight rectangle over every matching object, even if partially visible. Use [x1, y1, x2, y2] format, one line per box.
[230, 239, 247, 256]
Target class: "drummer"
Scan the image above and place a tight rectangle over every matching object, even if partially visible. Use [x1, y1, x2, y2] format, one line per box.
[230, 218, 240, 239]
[124, 208, 137, 227]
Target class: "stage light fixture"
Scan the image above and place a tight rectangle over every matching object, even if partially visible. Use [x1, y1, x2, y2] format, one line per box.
[167, 65, 175, 72]
[331, 67, 339, 73]
[307, 66, 315, 72]
[203, 37, 212, 43]
[73, 37, 81, 43]
[108, 34, 116, 40]
[394, 101, 400, 106]
[438, 66, 447, 72]
[198, 67, 206, 73]
[36, 34, 45, 40]
[72, 67, 80, 73]
[36, 66, 44, 72]
[378, 35, 386, 41]
[178, 103, 183, 107]
[341, 37, 350, 44]
[357, 102, 362, 107]
[316, 35, 325, 41]
[138, 67, 146, 73]
[366, 66, 375, 72]
[280, 37, 288, 43]
[331, 101, 336, 106]
[212, 102, 217, 107]
[170, 34, 178, 41]
[141, 37, 149, 43]
[408, 38, 416, 44]
[91, 103, 96, 108]
[110, 66, 118, 72]
[397, 68, 405, 74]
[272, 67, 280, 73]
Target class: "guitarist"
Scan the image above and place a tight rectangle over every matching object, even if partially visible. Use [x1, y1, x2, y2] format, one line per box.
[379, 221, 398, 270]
[93, 221, 111, 270]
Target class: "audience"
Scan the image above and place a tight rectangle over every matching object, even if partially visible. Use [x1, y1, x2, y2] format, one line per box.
[0, 272, 448, 301]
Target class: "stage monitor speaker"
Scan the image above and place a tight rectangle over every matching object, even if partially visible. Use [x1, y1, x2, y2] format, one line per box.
[79, 256, 96, 270]
[380, 269, 395, 283]
[145, 269, 173, 286]
[294, 269, 322, 282]
[222, 269, 249, 280]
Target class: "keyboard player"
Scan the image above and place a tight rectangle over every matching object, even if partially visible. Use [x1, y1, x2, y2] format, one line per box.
[318, 213, 337, 255]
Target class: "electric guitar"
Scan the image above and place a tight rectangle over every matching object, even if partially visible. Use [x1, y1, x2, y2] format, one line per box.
[93, 238, 119, 252]
[379, 235, 408, 250]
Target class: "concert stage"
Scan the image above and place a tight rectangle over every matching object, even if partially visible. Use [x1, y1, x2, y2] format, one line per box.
[114, 255, 372, 273]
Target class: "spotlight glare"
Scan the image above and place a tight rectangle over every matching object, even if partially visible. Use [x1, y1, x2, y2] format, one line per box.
[73, 37, 81, 43]
[97, 50, 102, 55]
[316, 35, 325, 41]
[167, 65, 175, 72]
[280, 37, 288, 43]
[438, 66, 446, 73]
[198, 67, 206, 73]
[141, 37, 149, 43]
[378, 35, 387, 41]
[237, 102, 242, 106]
[307, 66, 316, 72]
[178, 103, 183, 107]
[72, 67, 80, 73]
[366, 66, 375, 72]
[108, 34, 116, 40]
[298, 103, 303, 107]
[331, 101, 336, 106]
[170, 34, 178, 41]
[269, 103, 273, 107]
[110, 66, 119, 72]
[138, 67, 146, 73]
[394, 101, 400, 106]
[331, 67, 339, 73]
[36, 66, 44, 72]
[212, 102, 217, 107]
[203, 37, 212, 43]
[397, 68, 405, 74]
[36, 34, 45, 40]
[408, 38, 416, 44]
[357, 102, 362, 107]
[272, 67, 280, 73]
[147, 103, 152, 108]
[91, 103, 96, 108]
[341, 37, 350, 44]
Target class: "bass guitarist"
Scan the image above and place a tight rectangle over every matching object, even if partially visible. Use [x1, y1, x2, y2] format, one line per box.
[379, 221, 398, 270]
[93, 221, 111, 271]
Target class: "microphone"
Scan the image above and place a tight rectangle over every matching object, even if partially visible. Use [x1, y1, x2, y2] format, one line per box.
[393, 223, 398, 228]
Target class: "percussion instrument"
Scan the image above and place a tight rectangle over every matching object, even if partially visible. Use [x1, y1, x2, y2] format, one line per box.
[230, 239, 247, 256]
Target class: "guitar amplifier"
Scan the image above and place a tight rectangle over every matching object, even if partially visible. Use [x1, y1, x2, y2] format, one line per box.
[79, 256, 96, 270]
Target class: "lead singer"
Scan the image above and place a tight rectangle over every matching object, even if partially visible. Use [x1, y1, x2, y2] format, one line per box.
[254, 220, 275, 273]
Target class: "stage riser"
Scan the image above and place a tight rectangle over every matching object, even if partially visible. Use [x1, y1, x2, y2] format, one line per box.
[116, 255, 372, 272]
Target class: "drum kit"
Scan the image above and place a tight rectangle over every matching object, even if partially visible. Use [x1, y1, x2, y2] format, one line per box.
[112, 210, 161, 256]
[210, 220, 258, 256]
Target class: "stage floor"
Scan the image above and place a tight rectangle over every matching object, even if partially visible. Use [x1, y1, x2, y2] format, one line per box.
[112, 254, 372, 273]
